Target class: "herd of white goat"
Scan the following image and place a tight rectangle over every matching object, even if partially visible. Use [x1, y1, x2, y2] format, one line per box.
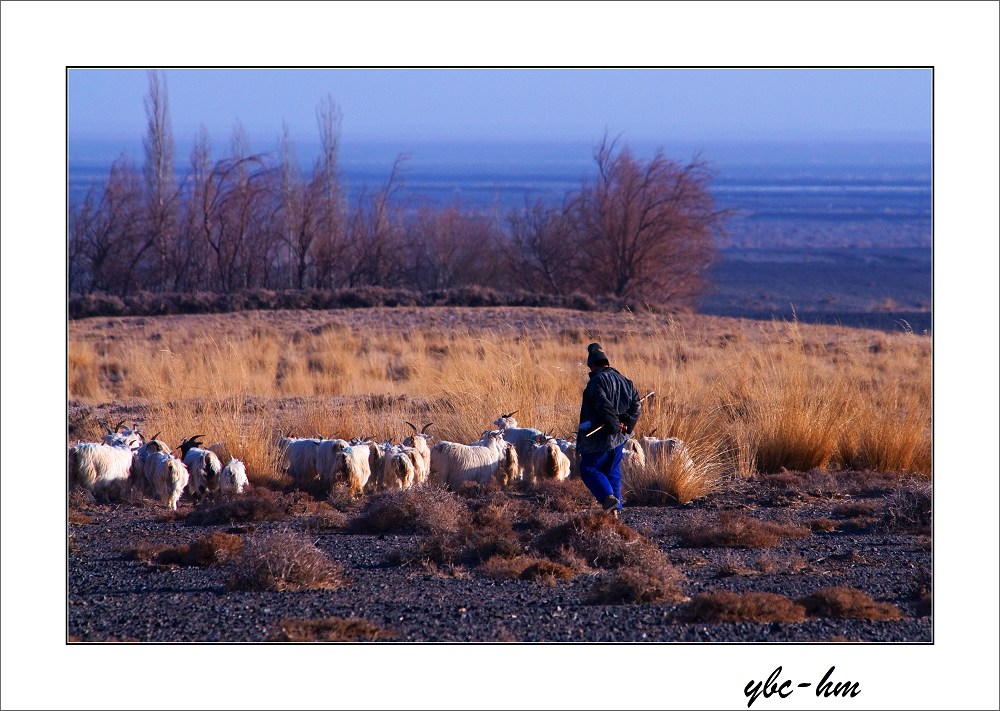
[68, 414, 694, 510]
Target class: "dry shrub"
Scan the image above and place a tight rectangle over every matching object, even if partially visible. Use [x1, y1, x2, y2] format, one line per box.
[279, 492, 348, 531]
[130, 532, 243, 567]
[268, 616, 398, 642]
[677, 511, 811, 548]
[480, 555, 576, 584]
[451, 480, 503, 500]
[798, 586, 903, 621]
[527, 478, 593, 512]
[879, 483, 931, 534]
[227, 530, 342, 592]
[716, 551, 754, 577]
[185, 487, 287, 526]
[683, 591, 807, 623]
[832, 501, 880, 518]
[68, 510, 93, 525]
[128, 541, 172, 564]
[349, 486, 468, 535]
[533, 513, 670, 571]
[591, 564, 687, 604]
[623, 440, 723, 505]
[752, 552, 780, 574]
[808, 518, 838, 532]
[410, 525, 523, 567]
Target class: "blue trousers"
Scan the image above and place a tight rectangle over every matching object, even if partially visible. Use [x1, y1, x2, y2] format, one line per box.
[579, 443, 625, 509]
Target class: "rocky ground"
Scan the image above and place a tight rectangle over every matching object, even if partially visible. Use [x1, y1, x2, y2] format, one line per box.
[67, 468, 931, 644]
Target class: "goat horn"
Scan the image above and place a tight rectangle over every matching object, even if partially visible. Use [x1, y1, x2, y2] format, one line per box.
[100, 418, 112, 435]
[648, 428, 657, 438]
[421, 422, 434, 434]
[114, 419, 126, 432]
[152, 432, 161, 442]
[405, 421, 418, 432]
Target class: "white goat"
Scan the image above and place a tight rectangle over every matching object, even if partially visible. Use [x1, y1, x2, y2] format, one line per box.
[131, 436, 171, 487]
[99, 419, 144, 451]
[179, 435, 223, 500]
[220, 458, 250, 496]
[317, 438, 350, 486]
[555, 437, 580, 479]
[67, 441, 135, 499]
[622, 437, 647, 468]
[331, 444, 372, 495]
[493, 411, 543, 480]
[529, 437, 572, 484]
[430, 430, 520, 488]
[402, 421, 433, 484]
[143, 450, 190, 510]
[371, 445, 421, 492]
[640, 435, 696, 475]
[279, 434, 321, 483]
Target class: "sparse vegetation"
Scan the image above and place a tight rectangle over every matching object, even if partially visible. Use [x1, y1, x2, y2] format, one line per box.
[129, 532, 243, 567]
[349, 486, 467, 535]
[227, 529, 342, 591]
[268, 616, 398, 642]
[798, 586, 903, 621]
[676, 512, 811, 548]
[683, 591, 807, 623]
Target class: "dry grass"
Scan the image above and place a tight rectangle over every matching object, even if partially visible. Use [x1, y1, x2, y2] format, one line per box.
[533, 513, 676, 573]
[349, 486, 468, 535]
[879, 483, 932, 534]
[185, 487, 289, 526]
[68, 307, 932, 481]
[591, 564, 687, 604]
[479, 555, 577, 584]
[524, 477, 594, 512]
[268, 616, 399, 642]
[623, 437, 726, 505]
[683, 591, 807, 623]
[227, 529, 343, 591]
[130, 532, 243, 567]
[676, 511, 811, 548]
[797, 586, 903, 621]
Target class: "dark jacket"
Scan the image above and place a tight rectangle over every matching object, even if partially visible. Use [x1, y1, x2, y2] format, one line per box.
[576, 366, 641, 454]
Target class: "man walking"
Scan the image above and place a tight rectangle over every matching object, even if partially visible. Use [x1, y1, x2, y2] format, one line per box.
[576, 342, 641, 517]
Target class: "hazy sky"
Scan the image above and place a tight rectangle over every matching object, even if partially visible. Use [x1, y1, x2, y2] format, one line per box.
[68, 68, 932, 148]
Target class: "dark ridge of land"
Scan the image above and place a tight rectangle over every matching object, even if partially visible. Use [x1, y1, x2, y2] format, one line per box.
[699, 247, 931, 334]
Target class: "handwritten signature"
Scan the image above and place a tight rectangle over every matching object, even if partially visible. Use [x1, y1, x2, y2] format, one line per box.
[745, 666, 860, 707]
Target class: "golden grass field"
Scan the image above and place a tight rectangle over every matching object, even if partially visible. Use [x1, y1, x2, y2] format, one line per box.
[67, 306, 932, 501]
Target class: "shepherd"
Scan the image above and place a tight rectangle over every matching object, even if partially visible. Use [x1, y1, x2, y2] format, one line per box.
[575, 342, 643, 517]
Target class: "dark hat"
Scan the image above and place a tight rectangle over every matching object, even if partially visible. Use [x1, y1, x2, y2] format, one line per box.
[587, 342, 610, 367]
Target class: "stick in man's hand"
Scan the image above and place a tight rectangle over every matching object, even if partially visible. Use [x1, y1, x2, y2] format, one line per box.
[585, 391, 655, 437]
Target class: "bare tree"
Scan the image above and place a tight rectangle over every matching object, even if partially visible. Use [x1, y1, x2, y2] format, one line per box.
[345, 155, 408, 287]
[173, 126, 214, 290]
[311, 95, 346, 288]
[567, 135, 726, 306]
[404, 203, 504, 291]
[194, 123, 274, 293]
[277, 122, 318, 288]
[142, 70, 179, 291]
[507, 199, 579, 295]
[77, 155, 145, 295]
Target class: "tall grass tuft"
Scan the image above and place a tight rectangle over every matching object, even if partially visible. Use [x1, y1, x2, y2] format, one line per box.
[227, 529, 342, 591]
[623, 436, 727, 505]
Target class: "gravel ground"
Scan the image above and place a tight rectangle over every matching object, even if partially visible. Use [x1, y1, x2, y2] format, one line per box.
[67, 473, 932, 644]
